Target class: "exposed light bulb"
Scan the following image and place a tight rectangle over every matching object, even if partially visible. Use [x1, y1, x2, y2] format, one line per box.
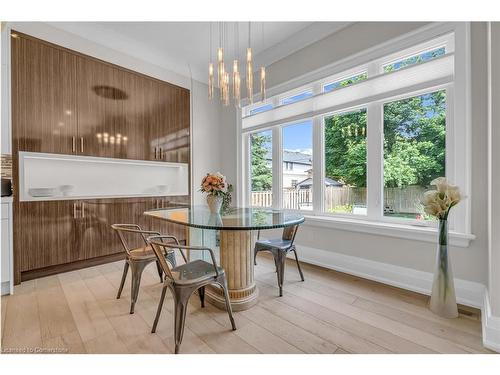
[208, 62, 214, 100]
[246, 47, 253, 104]
[223, 72, 230, 106]
[217, 47, 225, 96]
[233, 60, 241, 107]
[260, 66, 266, 102]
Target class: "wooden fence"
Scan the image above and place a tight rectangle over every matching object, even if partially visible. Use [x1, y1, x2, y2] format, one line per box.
[251, 190, 273, 207]
[251, 185, 425, 214]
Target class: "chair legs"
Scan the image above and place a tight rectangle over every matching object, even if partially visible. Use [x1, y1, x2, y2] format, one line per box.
[268, 248, 305, 297]
[152, 280, 237, 354]
[155, 261, 163, 283]
[151, 284, 168, 334]
[198, 286, 205, 308]
[292, 248, 305, 282]
[172, 287, 193, 354]
[116, 261, 129, 299]
[275, 251, 286, 297]
[219, 280, 236, 331]
[129, 260, 149, 314]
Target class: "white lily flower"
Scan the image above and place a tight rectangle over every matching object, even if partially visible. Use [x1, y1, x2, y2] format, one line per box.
[422, 177, 462, 219]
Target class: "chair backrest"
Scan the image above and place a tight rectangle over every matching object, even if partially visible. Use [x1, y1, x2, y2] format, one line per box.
[111, 224, 160, 257]
[147, 235, 193, 282]
[282, 224, 299, 244]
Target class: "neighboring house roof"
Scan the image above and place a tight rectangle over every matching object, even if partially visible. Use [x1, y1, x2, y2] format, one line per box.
[265, 149, 312, 165]
[295, 177, 343, 188]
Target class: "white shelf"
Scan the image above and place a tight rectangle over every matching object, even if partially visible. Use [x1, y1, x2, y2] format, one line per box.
[19, 152, 189, 202]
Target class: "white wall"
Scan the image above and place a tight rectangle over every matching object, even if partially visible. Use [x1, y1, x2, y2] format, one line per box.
[232, 22, 489, 287]
[1, 22, 235, 206]
[191, 79, 237, 205]
[488, 22, 500, 318]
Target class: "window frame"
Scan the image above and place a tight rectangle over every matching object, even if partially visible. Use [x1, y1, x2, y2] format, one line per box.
[238, 22, 472, 245]
[322, 70, 368, 93]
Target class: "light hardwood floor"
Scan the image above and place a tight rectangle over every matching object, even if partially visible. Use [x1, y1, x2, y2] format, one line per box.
[0, 254, 493, 354]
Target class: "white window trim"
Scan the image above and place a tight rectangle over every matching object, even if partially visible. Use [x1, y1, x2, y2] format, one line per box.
[321, 69, 368, 93]
[379, 32, 454, 72]
[238, 22, 473, 247]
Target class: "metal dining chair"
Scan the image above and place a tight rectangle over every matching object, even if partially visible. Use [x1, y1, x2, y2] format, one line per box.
[111, 224, 175, 314]
[254, 224, 305, 296]
[147, 235, 236, 354]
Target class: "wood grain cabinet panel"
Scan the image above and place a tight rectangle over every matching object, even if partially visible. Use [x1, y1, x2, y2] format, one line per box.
[80, 199, 150, 259]
[11, 34, 78, 155]
[157, 85, 190, 163]
[76, 57, 126, 158]
[16, 200, 80, 272]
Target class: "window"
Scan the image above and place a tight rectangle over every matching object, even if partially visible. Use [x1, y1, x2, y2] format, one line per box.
[281, 91, 314, 105]
[282, 121, 313, 210]
[241, 25, 469, 240]
[324, 109, 367, 215]
[250, 130, 272, 207]
[383, 90, 446, 221]
[323, 72, 367, 93]
[250, 103, 274, 115]
[383, 46, 445, 73]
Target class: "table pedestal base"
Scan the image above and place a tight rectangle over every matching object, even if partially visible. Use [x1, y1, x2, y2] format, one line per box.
[205, 230, 259, 311]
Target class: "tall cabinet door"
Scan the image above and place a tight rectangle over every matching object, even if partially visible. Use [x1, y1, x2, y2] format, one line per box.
[80, 198, 152, 260]
[11, 33, 77, 154]
[156, 84, 190, 163]
[15, 200, 80, 272]
[76, 57, 125, 158]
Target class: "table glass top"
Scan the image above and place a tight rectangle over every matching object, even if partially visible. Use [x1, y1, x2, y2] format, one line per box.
[144, 206, 305, 230]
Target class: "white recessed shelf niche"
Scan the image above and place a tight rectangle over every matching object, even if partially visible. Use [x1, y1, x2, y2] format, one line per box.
[19, 152, 189, 202]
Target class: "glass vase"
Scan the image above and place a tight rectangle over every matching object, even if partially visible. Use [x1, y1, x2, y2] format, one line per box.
[206, 195, 223, 214]
[429, 219, 459, 318]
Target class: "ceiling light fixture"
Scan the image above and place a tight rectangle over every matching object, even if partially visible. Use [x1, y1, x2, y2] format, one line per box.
[208, 22, 267, 107]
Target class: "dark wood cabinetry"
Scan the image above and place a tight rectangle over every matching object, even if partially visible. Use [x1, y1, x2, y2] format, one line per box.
[12, 31, 190, 163]
[11, 35, 78, 155]
[16, 200, 79, 272]
[11, 31, 191, 283]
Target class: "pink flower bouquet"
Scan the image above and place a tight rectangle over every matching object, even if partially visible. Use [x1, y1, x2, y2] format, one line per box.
[200, 172, 228, 196]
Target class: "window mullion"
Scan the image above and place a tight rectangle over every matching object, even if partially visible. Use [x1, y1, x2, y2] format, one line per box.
[272, 127, 283, 209]
[242, 133, 250, 207]
[366, 103, 383, 221]
[312, 117, 323, 213]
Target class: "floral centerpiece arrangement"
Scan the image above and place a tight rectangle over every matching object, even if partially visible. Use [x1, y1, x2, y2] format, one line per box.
[200, 172, 233, 213]
[422, 177, 463, 318]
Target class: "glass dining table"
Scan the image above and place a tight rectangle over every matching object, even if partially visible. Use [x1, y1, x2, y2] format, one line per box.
[144, 206, 305, 311]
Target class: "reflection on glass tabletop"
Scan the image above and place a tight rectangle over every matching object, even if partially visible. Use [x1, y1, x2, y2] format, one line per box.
[143, 206, 305, 230]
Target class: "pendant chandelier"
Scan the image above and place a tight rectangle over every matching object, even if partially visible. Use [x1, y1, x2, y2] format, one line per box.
[208, 22, 266, 107]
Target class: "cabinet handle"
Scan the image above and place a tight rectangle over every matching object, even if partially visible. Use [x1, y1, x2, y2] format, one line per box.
[72, 137, 76, 153]
[81, 202, 85, 218]
[159, 148, 163, 160]
[73, 203, 77, 219]
[80, 137, 84, 153]
[154, 147, 157, 160]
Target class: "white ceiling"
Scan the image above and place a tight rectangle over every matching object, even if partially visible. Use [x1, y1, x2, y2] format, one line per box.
[48, 22, 351, 84]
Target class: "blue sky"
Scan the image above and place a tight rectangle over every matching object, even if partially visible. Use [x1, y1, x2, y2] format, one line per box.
[257, 120, 313, 155]
[283, 120, 313, 154]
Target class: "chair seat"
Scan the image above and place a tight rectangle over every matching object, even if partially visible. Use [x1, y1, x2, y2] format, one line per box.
[128, 245, 157, 260]
[171, 259, 224, 285]
[255, 238, 294, 252]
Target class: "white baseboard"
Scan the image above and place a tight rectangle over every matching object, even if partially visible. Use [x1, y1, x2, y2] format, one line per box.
[1, 281, 10, 296]
[482, 290, 500, 352]
[289, 244, 498, 353]
[293, 245, 485, 308]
